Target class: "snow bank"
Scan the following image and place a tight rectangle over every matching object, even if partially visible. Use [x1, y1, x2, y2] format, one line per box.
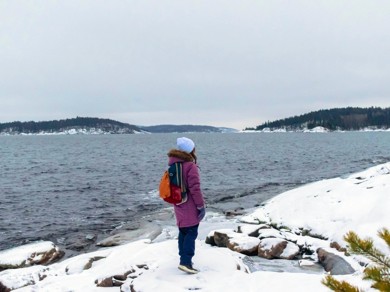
[0, 239, 333, 292]
[241, 162, 390, 250]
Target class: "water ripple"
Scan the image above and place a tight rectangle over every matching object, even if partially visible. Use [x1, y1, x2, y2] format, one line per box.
[1, 133, 389, 252]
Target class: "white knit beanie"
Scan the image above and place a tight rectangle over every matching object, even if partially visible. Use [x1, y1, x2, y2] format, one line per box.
[177, 137, 195, 153]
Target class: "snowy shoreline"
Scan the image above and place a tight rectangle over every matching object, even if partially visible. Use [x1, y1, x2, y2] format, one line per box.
[242, 126, 390, 133]
[1, 162, 389, 291]
[1, 126, 390, 136]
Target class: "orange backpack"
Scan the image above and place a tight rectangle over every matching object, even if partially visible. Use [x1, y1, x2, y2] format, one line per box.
[159, 162, 187, 205]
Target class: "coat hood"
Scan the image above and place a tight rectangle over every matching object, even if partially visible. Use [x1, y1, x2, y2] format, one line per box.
[167, 149, 194, 162]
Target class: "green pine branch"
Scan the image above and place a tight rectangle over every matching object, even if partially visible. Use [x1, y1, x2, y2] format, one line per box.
[378, 228, 390, 250]
[322, 227, 390, 292]
[322, 275, 362, 292]
[344, 231, 390, 269]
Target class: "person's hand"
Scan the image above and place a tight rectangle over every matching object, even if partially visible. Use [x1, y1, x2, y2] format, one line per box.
[197, 207, 206, 221]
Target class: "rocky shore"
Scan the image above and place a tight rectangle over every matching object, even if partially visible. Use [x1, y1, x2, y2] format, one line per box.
[0, 162, 389, 291]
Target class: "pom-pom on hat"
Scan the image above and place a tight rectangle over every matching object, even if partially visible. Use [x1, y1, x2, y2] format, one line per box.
[177, 137, 195, 153]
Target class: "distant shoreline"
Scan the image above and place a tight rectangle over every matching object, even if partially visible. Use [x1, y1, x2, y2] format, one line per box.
[0, 117, 238, 135]
[2, 127, 390, 136]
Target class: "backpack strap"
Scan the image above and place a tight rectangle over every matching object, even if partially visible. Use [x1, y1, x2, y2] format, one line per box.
[170, 162, 187, 205]
[174, 162, 187, 194]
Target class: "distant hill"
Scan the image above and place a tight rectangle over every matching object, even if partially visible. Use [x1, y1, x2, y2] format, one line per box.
[139, 124, 238, 133]
[0, 118, 238, 135]
[248, 107, 390, 131]
[0, 117, 142, 135]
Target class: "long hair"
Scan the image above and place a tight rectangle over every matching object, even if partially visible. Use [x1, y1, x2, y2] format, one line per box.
[190, 149, 197, 164]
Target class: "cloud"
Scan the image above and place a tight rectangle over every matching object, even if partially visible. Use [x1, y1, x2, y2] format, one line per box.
[1, 0, 389, 128]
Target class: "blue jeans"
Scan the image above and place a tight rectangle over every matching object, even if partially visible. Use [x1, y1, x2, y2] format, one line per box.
[178, 224, 199, 266]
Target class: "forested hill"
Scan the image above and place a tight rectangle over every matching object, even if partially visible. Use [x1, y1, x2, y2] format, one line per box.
[139, 124, 235, 133]
[249, 107, 390, 131]
[0, 117, 141, 135]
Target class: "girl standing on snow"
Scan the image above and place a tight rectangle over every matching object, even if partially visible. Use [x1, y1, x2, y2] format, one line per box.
[167, 137, 206, 274]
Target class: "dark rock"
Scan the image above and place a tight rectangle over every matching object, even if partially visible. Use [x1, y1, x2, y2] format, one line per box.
[317, 248, 355, 275]
[329, 241, 348, 253]
[96, 277, 113, 287]
[85, 234, 97, 241]
[136, 264, 148, 270]
[65, 233, 96, 251]
[0, 282, 10, 292]
[213, 231, 232, 247]
[205, 234, 216, 246]
[39, 248, 65, 265]
[224, 208, 245, 217]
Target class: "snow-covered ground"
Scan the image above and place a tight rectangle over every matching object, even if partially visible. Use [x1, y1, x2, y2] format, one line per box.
[1, 162, 389, 291]
[241, 162, 390, 251]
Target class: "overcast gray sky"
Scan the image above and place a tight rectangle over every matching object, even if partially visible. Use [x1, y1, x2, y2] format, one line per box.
[1, 0, 389, 129]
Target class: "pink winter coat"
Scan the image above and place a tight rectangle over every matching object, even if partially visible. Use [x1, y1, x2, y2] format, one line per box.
[167, 150, 205, 228]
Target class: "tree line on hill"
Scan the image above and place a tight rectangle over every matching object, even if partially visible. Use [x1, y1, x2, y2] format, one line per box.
[0, 117, 140, 134]
[139, 124, 224, 133]
[0, 117, 232, 134]
[248, 107, 390, 131]
[2, 107, 389, 134]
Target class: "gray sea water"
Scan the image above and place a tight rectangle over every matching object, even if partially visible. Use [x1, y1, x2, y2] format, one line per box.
[1, 132, 389, 253]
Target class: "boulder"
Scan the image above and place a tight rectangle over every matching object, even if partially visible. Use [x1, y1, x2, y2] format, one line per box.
[207, 229, 260, 256]
[97, 225, 162, 247]
[65, 234, 96, 251]
[213, 230, 234, 248]
[205, 231, 216, 246]
[0, 241, 64, 270]
[258, 238, 300, 260]
[317, 248, 355, 275]
[227, 236, 260, 256]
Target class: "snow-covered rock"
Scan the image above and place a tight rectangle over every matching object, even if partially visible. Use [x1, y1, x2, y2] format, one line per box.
[207, 229, 260, 255]
[236, 223, 269, 237]
[0, 241, 63, 270]
[257, 228, 285, 239]
[96, 224, 162, 247]
[258, 238, 300, 260]
[228, 236, 260, 256]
